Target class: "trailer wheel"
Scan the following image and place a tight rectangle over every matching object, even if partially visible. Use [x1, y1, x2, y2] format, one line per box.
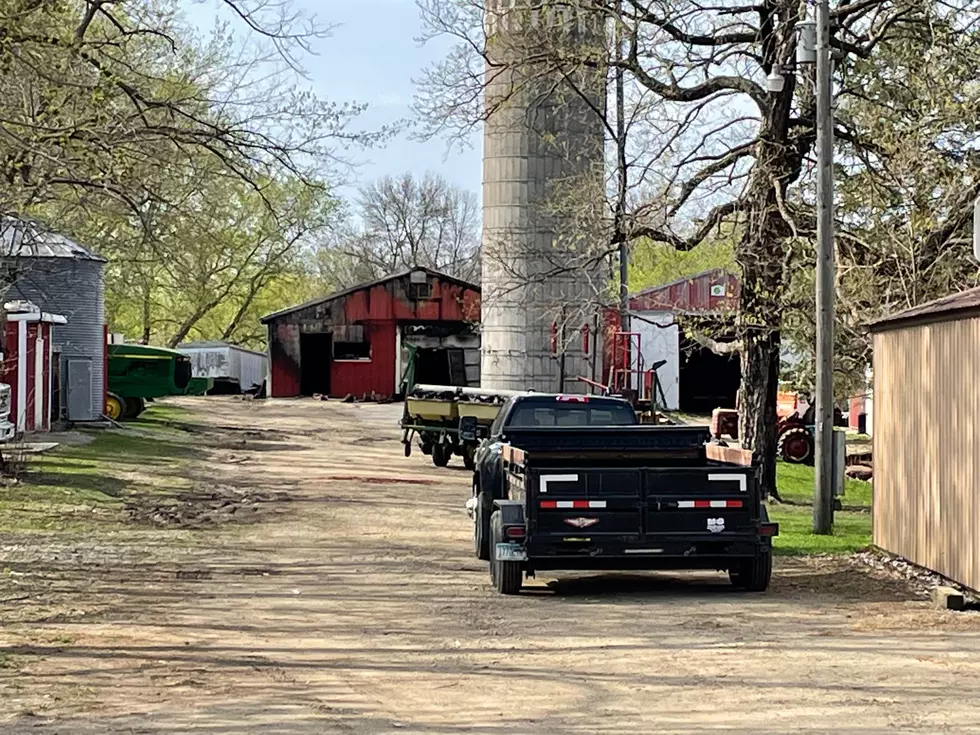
[462, 444, 476, 471]
[729, 552, 772, 592]
[489, 511, 522, 595]
[432, 443, 451, 467]
[474, 491, 490, 561]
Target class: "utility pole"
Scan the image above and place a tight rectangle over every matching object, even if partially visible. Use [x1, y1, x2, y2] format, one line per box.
[812, 0, 836, 535]
[615, 2, 629, 337]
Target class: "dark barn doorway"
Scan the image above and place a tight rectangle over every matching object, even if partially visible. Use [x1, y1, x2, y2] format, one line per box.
[300, 332, 332, 396]
[414, 347, 467, 387]
[678, 336, 741, 413]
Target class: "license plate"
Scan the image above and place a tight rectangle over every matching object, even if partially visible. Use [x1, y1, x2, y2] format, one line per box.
[495, 543, 527, 562]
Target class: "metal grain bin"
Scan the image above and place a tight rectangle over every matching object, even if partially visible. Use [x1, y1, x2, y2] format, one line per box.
[0, 218, 106, 421]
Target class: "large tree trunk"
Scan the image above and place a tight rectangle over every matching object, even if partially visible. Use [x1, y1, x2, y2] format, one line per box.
[736, 161, 790, 502]
[738, 324, 781, 501]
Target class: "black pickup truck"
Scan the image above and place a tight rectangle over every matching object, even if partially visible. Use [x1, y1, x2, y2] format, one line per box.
[468, 394, 778, 594]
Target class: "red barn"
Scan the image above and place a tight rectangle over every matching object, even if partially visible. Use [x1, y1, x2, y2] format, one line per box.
[602, 269, 741, 413]
[261, 269, 481, 400]
[1, 303, 67, 433]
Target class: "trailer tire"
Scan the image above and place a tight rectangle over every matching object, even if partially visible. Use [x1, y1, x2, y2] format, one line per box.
[729, 551, 772, 592]
[474, 492, 490, 561]
[462, 445, 476, 471]
[432, 443, 451, 467]
[489, 511, 522, 595]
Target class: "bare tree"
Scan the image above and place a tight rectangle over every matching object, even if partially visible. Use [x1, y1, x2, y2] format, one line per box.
[416, 0, 980, 494]
[321, 172, 481, 286]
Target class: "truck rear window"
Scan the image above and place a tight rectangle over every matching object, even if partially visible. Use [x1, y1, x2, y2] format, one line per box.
[508, 404, 635, 427]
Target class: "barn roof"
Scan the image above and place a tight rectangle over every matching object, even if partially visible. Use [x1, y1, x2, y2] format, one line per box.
[0, 217, 106, 262]
[629, 268, 739, 313]
[260, 267, 480, 324]
[870, 285, 980, 332]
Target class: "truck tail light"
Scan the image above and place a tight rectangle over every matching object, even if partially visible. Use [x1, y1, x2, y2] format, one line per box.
[505, 526, 526, 540]
[760, 523, 779, 537]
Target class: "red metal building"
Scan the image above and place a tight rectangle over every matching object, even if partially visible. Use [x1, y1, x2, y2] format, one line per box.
[628, 268, 740, 313]
[261, 269, 481, 400]
[602, 269, 741, 412]
[1, 303, 67, 433]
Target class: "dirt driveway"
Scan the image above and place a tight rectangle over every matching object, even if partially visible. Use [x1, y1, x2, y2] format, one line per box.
[2, 398, 980, 733]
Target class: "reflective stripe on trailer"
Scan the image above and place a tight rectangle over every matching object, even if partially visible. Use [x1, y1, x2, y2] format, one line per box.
[676, 500, 743, 509]
[708, 473, 747, 493]
[540, 500, 607, 509]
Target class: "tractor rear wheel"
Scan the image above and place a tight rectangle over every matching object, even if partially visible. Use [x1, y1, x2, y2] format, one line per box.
[778, 426, 814, 465]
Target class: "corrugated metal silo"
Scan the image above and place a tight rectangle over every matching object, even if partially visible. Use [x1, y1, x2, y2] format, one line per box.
[1, 218, 106, 421]
[481, 0, 607, 392]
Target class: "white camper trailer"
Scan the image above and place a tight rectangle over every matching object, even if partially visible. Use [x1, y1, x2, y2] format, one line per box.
[178, 341, 267, 394]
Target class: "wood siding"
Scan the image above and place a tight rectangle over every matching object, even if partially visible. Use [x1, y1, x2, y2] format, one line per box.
[873, 316, 980, 592]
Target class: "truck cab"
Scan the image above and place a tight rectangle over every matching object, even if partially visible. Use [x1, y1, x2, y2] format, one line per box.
[470, 394, 638, 559]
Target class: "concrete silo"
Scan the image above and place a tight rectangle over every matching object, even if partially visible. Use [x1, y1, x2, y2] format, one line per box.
[481, 0, 607, 392]
[1, 218, 107, 421]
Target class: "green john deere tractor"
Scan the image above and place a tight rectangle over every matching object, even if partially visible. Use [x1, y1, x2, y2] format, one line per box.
[106, 343, 211, 420]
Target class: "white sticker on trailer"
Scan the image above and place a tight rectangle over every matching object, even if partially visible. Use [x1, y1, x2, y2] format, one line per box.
[708, 473, 747, 493]
[539, 474, 578, 494]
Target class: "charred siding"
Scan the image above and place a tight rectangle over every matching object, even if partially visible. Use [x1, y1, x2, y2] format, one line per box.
[264, 271, 480, 399]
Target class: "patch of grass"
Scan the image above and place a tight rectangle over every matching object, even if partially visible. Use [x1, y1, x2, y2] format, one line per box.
[777, 461, 872, 507]
[772, 461, 872, 556]
[0, 429, 194, 533]
[770, 505, 871, 556]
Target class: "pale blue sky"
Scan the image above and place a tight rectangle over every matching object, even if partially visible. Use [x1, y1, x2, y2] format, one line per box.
[183, 0, 482, 198]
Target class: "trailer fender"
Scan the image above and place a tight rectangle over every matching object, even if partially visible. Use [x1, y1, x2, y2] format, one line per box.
[492, 500, 525, 528]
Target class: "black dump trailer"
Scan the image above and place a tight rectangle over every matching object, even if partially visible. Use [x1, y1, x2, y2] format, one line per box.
[485, 423, 778, 594]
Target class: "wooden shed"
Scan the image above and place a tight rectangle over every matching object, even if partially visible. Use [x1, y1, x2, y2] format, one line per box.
[1, 301, 68, 433]
[870, 286, 980, 592]
[261, 269, 481, 400]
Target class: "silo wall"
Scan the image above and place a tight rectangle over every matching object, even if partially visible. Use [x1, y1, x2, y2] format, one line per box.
[6, 258, 106, 420]
[481, 0, 607, 392]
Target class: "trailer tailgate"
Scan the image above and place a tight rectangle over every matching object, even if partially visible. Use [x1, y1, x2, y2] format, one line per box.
[524, 464, 758, 545]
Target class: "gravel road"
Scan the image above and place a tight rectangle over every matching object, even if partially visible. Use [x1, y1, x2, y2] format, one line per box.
[2, 398, 980, 733]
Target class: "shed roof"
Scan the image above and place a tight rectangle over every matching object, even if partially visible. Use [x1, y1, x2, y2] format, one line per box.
[260, 267, 480, 324]
[0, 217, 106, 262]
[870, 286, 980, 332]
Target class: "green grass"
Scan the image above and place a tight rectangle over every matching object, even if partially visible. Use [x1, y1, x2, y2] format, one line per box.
[0, 427, 194, 533]
[772, 460, 872, 556]
[776, 461, 872, 507]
